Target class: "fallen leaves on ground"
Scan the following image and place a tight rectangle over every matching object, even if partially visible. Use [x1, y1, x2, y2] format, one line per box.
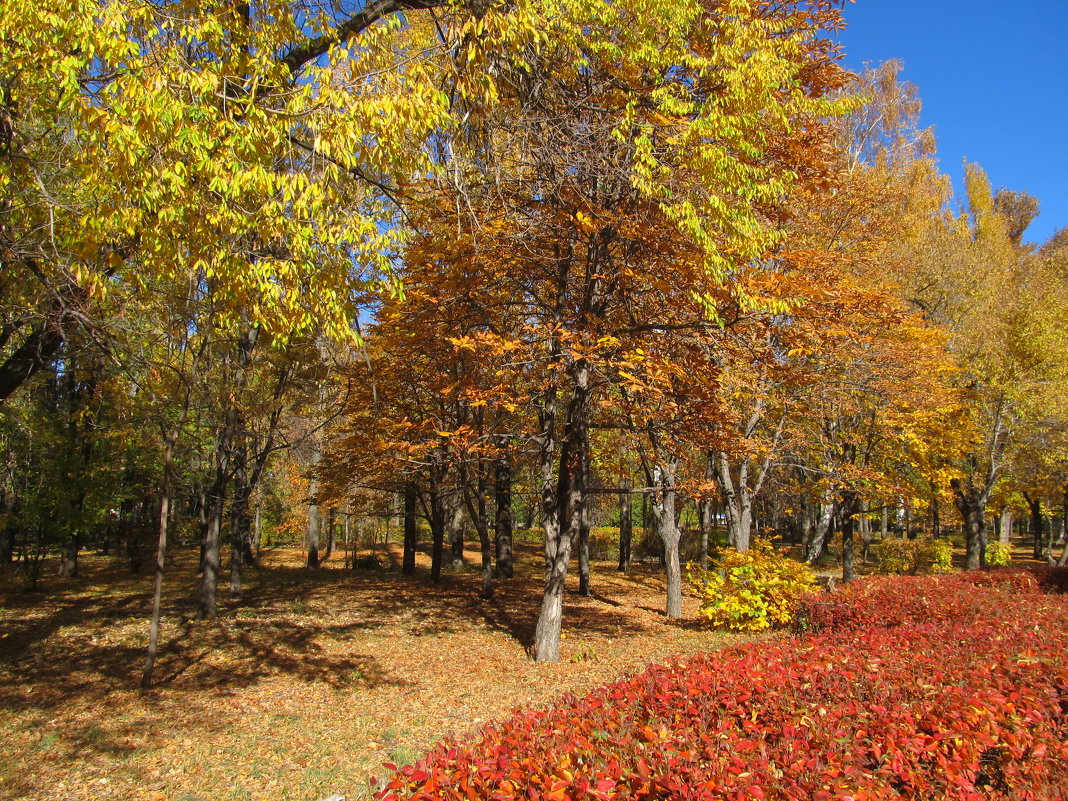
[0, 542, 746, 801]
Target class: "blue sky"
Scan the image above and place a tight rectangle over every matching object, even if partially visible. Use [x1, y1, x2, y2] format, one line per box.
[835, 0, 1067, 246]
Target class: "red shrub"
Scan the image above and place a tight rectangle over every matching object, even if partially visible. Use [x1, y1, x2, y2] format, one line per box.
[376, 572, 1068, 801]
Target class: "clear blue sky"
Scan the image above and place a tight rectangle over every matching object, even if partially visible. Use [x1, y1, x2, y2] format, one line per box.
[835, 0, 1068, 246]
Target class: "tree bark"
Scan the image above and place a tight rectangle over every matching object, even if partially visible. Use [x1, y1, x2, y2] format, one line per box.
[715, 452, 752, 552]
[805, 499, 834, 564]
[576, 430, 590, 596]
[1025, 492, 1045, 560]
[428, 480, 446, 584]
[0, 316, 64, 403]
[841, 491, 859, 583]
[534, 358, 585, 662]
[307, 438, 322, 569]
[198, 326, 259, 618]
[998, 507, 1012, 545]
[651, 456, 682, 619]
[952, 478, 988, 570]
[142, 430, 176, 689]
[462, 463, 494, 599]
[229, 428, 250, 597]
[324, 507, 336, 561]
[494, 450, 513, 578]
[617, 482, 632, 573]
[448, 495, 465, 570]
[402, 482, 417, 575]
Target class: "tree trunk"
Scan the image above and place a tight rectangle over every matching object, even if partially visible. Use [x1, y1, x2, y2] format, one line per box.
[476, 501, 493, 599]
[1025, 493, 1045, 560]
[952, 479, 987, 570]
[58, 364, 96, 579]
[841, 491, 858, 583]
[199, 469, 228, 617]
[715, 452, 753, 552]
[199, 326, 259, 617]
[494, 451, 514, 578]
[576, 430, 590, 596]
[998, 507, 1012, 545]
[57, 533, 80, 579]
[577, 504, 591, 596]
[697, 494, 711, 570]
[402, 481, 417, 575]
[306, 427, 324, 569]
[651, 457, 682, 619]
[534, 359, 587, 663]
[142, 430, 176, 689]
[860, 501, 872, 564]
[798, 497, 813, 551]
[229, 429, 250, 597]
[324, 507, 336, 561]
[617, 482, 632, 573]
[806, 500, 834, 564]
[448, 496, 465, 570]
[1057, 486, 1068, 566]
[429, 483, 445, 584]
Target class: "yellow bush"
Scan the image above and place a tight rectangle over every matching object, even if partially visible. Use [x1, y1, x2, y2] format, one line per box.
[688, 540, 817, 631]
[931, 539, 954, 573]
[587, 526, 619, 560]
[986, 540, 1011, 567]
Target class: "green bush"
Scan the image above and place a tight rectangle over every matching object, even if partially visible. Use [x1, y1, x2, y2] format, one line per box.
[688, 540, 817, 631]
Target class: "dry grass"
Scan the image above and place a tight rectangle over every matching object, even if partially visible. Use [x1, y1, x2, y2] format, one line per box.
[0, 543, 745, 801]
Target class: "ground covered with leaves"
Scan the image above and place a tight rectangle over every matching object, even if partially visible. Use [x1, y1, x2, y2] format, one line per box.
[0, 544, 739, 801]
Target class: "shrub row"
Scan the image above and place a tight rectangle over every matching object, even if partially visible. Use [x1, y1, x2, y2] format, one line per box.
[797, 568, 1068, 632]
[376, 571, 1068, 801]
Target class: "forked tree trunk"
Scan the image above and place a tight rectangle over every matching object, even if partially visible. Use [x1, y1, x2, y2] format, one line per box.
[198, 326, 259, 618]
[534, 360, 588, 663]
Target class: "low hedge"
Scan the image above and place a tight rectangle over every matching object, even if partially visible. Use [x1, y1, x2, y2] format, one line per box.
[376, 569, 1068, 800]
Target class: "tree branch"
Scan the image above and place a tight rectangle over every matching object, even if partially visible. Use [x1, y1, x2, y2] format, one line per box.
[279, 0, 445, 75]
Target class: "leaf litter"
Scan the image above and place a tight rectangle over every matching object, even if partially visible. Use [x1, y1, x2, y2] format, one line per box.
[0, 543, 748, 801]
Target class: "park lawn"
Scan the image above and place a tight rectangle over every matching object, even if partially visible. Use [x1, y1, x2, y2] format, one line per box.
[0, 544, 744, 801]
